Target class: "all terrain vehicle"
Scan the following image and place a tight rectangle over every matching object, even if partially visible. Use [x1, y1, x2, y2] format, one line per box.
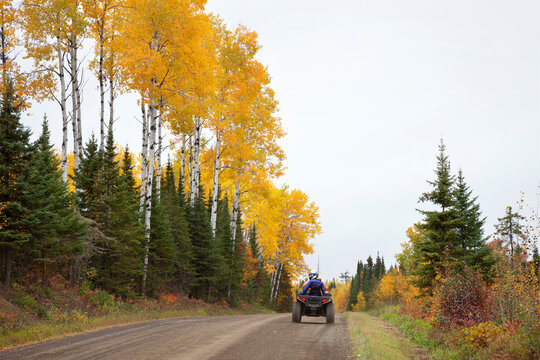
[292, 294, 334, 323]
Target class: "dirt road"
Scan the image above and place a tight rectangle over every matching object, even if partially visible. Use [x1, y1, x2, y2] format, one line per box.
[0, 313, 352, 359]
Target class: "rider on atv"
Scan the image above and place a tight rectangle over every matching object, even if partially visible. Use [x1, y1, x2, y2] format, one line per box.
[300, 272, 326, 296]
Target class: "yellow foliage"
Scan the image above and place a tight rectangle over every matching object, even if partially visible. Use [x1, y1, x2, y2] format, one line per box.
[352, 292, 366, 312]
[332, 282, 350, 313]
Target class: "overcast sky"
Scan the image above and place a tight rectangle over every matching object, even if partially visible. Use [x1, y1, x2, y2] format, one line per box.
[25, 0, 540, 280]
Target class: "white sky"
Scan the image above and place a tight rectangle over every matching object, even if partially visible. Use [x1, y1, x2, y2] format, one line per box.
[25, 0, 540, 281]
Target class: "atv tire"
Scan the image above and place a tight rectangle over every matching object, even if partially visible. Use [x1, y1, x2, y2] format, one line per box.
[325, 303, 335, 324]
[292, 302, 302, 323]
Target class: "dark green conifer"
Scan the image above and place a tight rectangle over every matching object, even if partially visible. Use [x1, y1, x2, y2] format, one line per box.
[25, 119, 86, 274]
[161, 161, 193, 292]
[74, 135, 104, 219]
[0, 82, 34, 289]
[453, 169, 493, 277]
[147, 175, 179, 295]
[188, 186, 221, 299]
[104, 146, 145, 296]
[414, 140, 459, 294]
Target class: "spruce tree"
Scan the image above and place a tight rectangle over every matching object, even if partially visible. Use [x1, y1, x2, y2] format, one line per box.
[74, 135, 104, 219]
[161, 161, 193, 292]
[147, 175, 179, 295]
[0, 81, 33, 289]
[25, 119, 86, 274]
[362, 256, 373, 295]
[104, 145, 145, 296]
[414, 140, 459, 294]
[188, 186, 221, 299]
[453, 169, 493, 277]
[215, 195, 233, 298]
[347, 261, 362, 310]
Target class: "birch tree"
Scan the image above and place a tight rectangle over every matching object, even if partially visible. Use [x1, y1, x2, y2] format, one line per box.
[114, 0, 214, 294]
[83, 0, 119, 150]
[22, 0, 75, 182]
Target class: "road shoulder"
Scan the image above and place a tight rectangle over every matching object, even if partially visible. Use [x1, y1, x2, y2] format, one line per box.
[344, 311, 430, 360]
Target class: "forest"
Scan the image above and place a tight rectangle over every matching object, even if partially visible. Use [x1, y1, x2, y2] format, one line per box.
[0, 0, 322, 320]
[332, 142, 539, 359]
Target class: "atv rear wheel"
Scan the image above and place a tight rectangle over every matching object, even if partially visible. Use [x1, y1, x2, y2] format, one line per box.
[325, 303, 335, 324]
[292, 302, 302, 323]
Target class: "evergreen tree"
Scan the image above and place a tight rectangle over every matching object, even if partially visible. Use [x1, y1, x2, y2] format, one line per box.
[74, 135, 104, 220]
[215, 195, 233, 298]
[347, 261, 362, 310]
[188, 186, 221, 299]
[495, 206, 526, 257]
[414, 140, 459, 294]
[374, 254, 385, 279]
[277, 266, 293, 312]
[25, 119, 86, 275]
[453, 169, 493, 277]
[104, 145, 145, 296]
[161, 161, 193, 292]
[147, 175, 179, 295]
[362, 256, 373, 295]
[248, 225, 259, 260]
[0, 82, 34, 289]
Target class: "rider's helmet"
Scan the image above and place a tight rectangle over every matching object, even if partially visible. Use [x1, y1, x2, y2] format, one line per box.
[308, 272, 318, 280]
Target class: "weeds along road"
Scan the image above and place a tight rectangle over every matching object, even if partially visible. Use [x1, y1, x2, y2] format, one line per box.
[1, 313, 352, 359]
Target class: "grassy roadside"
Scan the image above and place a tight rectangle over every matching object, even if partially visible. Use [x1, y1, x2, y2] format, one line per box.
[344, 310, 429, 360]
[0, 301, 272, 351]
[380, 311, 475, 360]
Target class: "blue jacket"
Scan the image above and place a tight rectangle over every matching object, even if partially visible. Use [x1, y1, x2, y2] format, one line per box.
[300, 279, 326, 296]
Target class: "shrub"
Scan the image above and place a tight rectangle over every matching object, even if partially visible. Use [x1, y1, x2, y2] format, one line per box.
[459, 321, 504, 349]
[89, 290, 114, 309]
[431, 267, 493, 328]
[11, 294, 38, 311]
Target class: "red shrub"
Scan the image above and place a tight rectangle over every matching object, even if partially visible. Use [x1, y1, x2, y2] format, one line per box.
[432, 266, 493, 328]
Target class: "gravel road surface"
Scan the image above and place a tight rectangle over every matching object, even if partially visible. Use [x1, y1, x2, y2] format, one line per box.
[0, 313, 352, 359]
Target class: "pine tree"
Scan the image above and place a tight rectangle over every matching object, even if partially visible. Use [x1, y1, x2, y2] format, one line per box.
[0, 81, 34, 289]
[414, 140, 460, 294]
[453, 169, 493, 277]
[25, 119, 86, 275]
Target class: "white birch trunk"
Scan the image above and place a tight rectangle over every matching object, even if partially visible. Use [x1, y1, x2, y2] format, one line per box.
[188, 136, 193, 197]
[273, 262, 283, 302]
[109, 73, 114, 133]
[156, 106, 162, 199]
[139, 103, 148, 213]
[69, 38, 82, 171]
[189, 118, 201, 204]
[210, 130, 221, 236]
[98, 37, 105, 151]
[180, 134, 186, 186]
[142, 103, 157, 295]
[57, 36, 68, 183]
[230, 181, 240, 241]
[75, 50, 83, 163]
